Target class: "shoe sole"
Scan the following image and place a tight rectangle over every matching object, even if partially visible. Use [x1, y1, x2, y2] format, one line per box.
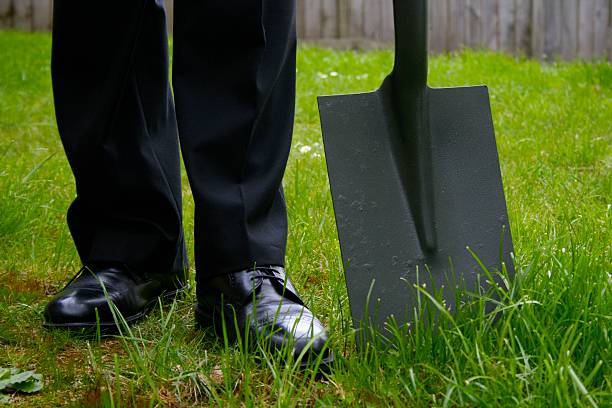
[42, 285, 189, 334]
[194, 304, 335, 372]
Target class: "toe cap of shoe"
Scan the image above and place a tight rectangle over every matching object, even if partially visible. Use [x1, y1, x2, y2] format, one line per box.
[44, 289, 114, 326]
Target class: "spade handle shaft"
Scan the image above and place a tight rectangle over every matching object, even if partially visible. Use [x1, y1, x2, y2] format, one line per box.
[389, 0, 435, 251]
[392, 0, 428, 93]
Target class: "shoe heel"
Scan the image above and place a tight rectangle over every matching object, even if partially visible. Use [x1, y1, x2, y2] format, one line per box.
[195, 304, 239, 342]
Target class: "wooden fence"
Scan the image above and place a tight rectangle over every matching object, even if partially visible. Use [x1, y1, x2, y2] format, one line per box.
[297, 0, 611, 60]
[0, 0, 610, 60]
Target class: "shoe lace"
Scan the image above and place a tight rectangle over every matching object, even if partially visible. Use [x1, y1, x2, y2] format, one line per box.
[59, 262, 125, 292]
[250, 267, 286, 286]
[59, 265, 94, 291]
[249, 267, 304, 306]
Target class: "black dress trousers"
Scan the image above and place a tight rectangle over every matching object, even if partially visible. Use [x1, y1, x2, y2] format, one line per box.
[51, 0, 296, 280]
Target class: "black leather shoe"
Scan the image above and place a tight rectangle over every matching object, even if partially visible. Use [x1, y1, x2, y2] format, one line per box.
[43, 262, 188, 332]
[195, 266, 333, 369]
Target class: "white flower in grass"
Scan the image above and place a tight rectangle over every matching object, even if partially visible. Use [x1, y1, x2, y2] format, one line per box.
[317, 72, 328, 79]
[330, 71, 339, 77]
[299, 145, 312, 154]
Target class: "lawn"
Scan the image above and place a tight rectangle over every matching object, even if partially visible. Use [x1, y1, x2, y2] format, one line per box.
[0, 31, 611, 407]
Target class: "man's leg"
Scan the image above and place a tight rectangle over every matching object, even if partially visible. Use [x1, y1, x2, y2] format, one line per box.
[45, 0, 187, 330]
[52, 0, 186, 275]
[173, 0, 295, 278]
[173, 0, 331, 367]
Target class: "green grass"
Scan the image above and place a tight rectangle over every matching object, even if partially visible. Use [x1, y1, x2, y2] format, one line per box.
[0, 31, 611, 407]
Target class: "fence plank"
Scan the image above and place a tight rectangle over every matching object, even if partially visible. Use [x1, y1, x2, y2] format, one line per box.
[303, 0, 321, 39]
[297, 0, 306, 38]
[32, 0, 51, 31]
[348, 0, 364, 37]
[164, 0, 173, 35]
[515, 0, 532, 55]
[593, 0, 610, 58]
[364, 0, 383, 41]
[561, 0, 578, 59]
[338, 0, 350, 38]
[544, 0, 562, 57]
[482, 0, 498, 49]
[466, 0, 483, 48]
[578, 0, 595, 59]
[499, 0, 516, 52]
[531, 0, 546, 57]
[14, 0, 32, 31]
[321, 0, 337, 38]
[381, 0, 394, 41]
[0, 0, 12, 29]
[448, 0, 467, 50]
[430, 0, 449, 53]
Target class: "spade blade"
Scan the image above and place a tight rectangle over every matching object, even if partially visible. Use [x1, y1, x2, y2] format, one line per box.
[318, 84, 514, 339]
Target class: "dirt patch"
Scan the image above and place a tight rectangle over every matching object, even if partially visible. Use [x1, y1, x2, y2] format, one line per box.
[0, 271, 57, 296]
